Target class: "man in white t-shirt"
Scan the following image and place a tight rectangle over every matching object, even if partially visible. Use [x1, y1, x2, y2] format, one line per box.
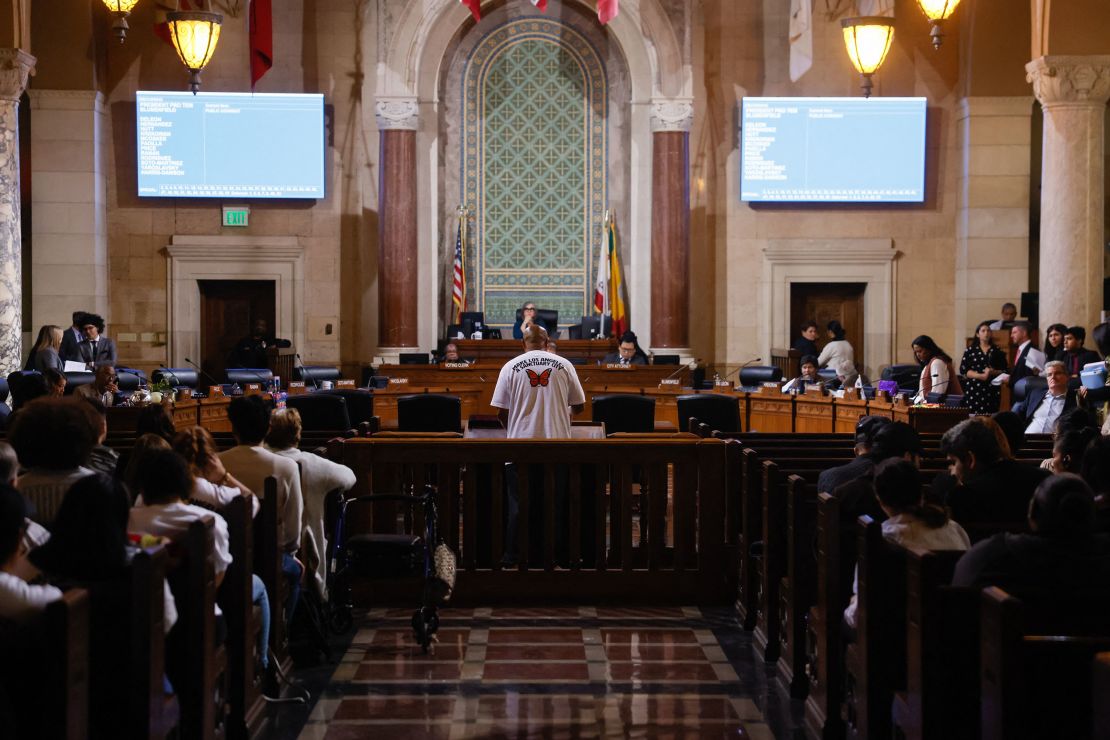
[491, 324, 586, 439]
[491, 324, 585, 565]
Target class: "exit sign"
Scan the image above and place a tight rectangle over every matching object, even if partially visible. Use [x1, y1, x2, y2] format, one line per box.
[222, 205, 250, 227]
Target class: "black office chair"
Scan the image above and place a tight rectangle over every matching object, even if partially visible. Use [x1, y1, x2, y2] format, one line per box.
[399, 353, 430, 365]
[653, 354, 680, 366]
[295, 366, 341, 384]
[63, 371, 95, 396]
[676, 393, 741, 435]
[397, 394, 462, 433]
[226, 367, 274, 385]
[1012, 376, 1046, 405]
[7, 371, 44, 410]
[106, 367, 143, 392]
[882, 363, 920, 394]
[738, 366, 783, 388]
[316, 389, 375, 426]
[925, 392, 947, 404]
[286, 393, 352, 431]
[153, 368, 199, 388]
[816, 368, 839, 382]
[591, 394, 656, 434]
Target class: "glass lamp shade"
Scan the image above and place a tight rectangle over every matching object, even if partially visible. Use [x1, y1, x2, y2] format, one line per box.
[840, 17, 895, 97]
[916, 0, 961, 48]
[103, 0, 140, 43]
[916, 0, 961, 21]
[166, 10, 223, 94]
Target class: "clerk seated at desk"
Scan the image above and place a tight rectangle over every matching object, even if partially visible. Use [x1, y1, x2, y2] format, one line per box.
[782, 354, 820, 393]
[602, 331, 648, 366]
[441, 342, 470, 365]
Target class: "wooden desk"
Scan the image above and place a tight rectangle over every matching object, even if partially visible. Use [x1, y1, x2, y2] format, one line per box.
[747, 388, 794, 433]
[106, 396, 233, 434]
[463, 422, 606, 440]
[892, 405, 970, 434]
[452, 339, 617, 363]
[795, 394, 835, 433]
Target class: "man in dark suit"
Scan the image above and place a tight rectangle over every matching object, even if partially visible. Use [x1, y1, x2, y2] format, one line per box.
[59, 310, 89, 363]
[1015, 361, 1076, 433]
[77, 313, 117, 369]
[1007, 321, 1046, 387]
[602, 331, 648, 366]
[942, 418, 1051, 527]
[1061, 326, 1101, 377]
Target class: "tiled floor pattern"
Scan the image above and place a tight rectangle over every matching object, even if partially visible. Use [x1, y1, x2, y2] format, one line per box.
[296, 606, 781, 739]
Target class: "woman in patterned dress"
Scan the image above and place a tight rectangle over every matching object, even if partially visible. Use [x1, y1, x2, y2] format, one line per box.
[960, 320, 1008, 414]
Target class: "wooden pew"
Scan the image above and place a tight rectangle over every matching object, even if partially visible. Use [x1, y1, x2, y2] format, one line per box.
[980, 587, 1110, 740]
[0, 588, 90, 740]
[166, 518, 229, 740]
[804, 492, 846, 740]
[843, 516, 907, 740]
[779, 475, 818, 698]
[892, 547, 980, 740]
[256, 477, 291, 679]
[82, 545, 176, 740]
[220, 495, 267, 740]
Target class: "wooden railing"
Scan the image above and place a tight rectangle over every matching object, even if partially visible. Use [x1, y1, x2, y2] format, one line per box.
[327, 436, 736, 605]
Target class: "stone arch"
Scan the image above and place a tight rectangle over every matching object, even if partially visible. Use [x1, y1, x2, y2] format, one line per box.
[377, 0, 689, 349]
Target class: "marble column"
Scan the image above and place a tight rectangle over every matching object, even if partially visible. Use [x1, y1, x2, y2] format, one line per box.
[649, 98, 693, 352]
[1025, 56, 1110, 330]
[375, 97, 420, 353]
[0, 48, 35, 376]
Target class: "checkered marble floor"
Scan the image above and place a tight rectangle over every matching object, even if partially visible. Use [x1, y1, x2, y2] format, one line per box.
[295, 606, 785, 739]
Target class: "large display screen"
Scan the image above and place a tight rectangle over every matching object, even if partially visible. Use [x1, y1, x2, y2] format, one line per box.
[740, 97, 926, 203]
[136, 91, 325, 199]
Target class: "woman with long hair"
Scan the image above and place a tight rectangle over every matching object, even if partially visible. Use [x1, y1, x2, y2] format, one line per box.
[1043, 323, 1067, 363]
[844, 458, 969, 628]
[171, 426, 258, 514]
[912, 334, 963, 404]
[959, 320, 1008, 414]
[23, 325, 64, 374]
[817, 320, 857, 387]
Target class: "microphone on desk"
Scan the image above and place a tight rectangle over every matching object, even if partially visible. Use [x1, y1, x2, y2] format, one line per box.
[664, 358, 702, 382]
[294, 353, 318, 390]
[182, 357, 225, 390]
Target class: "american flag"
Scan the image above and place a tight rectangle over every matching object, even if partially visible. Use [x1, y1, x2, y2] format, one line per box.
[452, 215, 466, 323]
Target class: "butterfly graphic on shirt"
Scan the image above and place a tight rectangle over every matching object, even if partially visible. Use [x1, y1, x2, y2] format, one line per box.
[526, 368, 552, 388]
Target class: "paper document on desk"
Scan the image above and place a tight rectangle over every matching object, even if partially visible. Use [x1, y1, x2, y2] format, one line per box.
[64, 361, 86, 372]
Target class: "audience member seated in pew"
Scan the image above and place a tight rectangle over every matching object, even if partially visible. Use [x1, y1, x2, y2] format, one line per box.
[1033, 407, 1101, 471]
[169, 433, 272, 677]
[31, 473, 178, 635]
[829, 421, 923, 520]
[172, 426, 259, 516]
[0, 484, 62, 622]
[940, 419, 1050, 529]
[128, 451, 232, 686]
[817, 415, 892, 494]
[953, 474, 1110, 600]
[0, 442, 49, 557]
[10, 398, 98, 526]
[120, 433, 171, 501]
[136, 402, 177, 442]
[81, 398, 120, 476]
[220, 396, 304, 626]
[1081, 436, 1110, 532]
[265, 408, 356, 599]
[843, 459, 969, 632]
[1048, 426, 1101, 476]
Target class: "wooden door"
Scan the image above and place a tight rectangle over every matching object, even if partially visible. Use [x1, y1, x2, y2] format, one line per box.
[790, 283, 866, 375]
[199, 280, 276, 383]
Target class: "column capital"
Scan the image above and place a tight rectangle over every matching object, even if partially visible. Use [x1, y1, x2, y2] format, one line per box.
[375, 96, 420, 131]
[1025, 55, 1110, 108]
[650, 97, 693, 133]
[0, 48, 35, 103]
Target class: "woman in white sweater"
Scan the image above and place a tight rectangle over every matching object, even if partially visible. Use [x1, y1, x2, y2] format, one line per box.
[265, 408, 356, 598]
[817, 320, 858, 387]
